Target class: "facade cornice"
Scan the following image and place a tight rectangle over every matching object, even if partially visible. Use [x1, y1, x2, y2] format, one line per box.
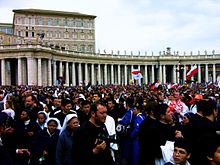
[0, 45, 220, 65]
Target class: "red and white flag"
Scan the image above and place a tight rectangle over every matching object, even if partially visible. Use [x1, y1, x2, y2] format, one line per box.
[132, 69, 141, 75]
[186, 65, 198, 80]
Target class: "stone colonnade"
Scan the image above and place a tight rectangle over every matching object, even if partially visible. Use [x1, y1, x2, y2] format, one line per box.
[0, 57, 218, 86]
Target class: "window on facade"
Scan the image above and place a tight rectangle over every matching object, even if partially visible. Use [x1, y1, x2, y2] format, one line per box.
[56, 31, 61, 38]
[72, 18, 76, 27]
[64, 18, 68, 26]
[8, 37, 11, 44]
[81, 34, 85, 40]
[56, 19, 60, 26]
[26, 31, 28, 37]
[65, 44, 69, 50]
[24, 17, 28, 25]
[64, 32, 69, 39]
[17, 17, 21, 24]
[88, 34, 93, 40]
[31, 16, 35, 25]
[14, 38, 16, 44]
[81, 19, 84, 27]
[47, 18, 52, 26]
[73, 44, 78, 51]
[88, 19, 92, 28]
[32, 32, 34, 37]
[49, 31, 53, 38]
[38, 17, 42, 25]
[88, 45, 93, 52]
[80, 44, 85, 52]
[72, 33, 77, 39]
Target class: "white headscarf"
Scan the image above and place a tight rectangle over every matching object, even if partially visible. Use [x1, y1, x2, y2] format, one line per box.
[36, 111, 49, 129]
[60, 114, 78, 135]
[46, 117, 62, 130]
[2, 109, 15, 119]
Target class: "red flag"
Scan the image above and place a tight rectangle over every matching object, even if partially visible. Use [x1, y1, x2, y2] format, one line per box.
[186, 65, 198, 80]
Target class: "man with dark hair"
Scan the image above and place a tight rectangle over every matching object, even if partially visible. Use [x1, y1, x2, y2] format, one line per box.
[164, 138, 192, 165]
[53, 98, 77, 126]
[205, 134, 220, 165]
[24, 93, 43, 121]
[138, 101, 158, 165]
[72, 101, 114, 165]
[144, 103, 183, 165]
[77, 100, 91, 125]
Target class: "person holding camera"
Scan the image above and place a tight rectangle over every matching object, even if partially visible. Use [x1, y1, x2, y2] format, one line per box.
[72, 101, 114, 165]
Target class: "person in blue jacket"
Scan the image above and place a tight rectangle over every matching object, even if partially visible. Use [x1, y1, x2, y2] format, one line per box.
[130, 103, 145, 165]
[116, 97, 134, 165]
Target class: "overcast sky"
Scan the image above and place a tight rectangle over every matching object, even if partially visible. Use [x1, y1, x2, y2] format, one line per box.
[0, 0, 220, 54]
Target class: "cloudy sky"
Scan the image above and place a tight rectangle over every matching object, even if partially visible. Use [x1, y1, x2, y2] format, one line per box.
[0, 0, 220, 54]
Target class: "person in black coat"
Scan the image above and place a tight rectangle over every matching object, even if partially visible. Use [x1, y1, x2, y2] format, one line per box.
[72, 101, 114, 165]
[31, 118, 60, 165]
[0, 112, 16, 165]
[138, 101, 158, 165]
[144, 103, 183, 165]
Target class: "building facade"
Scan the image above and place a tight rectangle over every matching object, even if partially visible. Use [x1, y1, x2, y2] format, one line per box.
[13, 9, 96, 52]
[0, 23, 13, 35]
[0, 44, 219, 86]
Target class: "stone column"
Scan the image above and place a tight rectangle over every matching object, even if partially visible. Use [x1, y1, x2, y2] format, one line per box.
[18, 58, 22, 85]
[163, 65, 166, 84]
[53, 60, 57, 86]
[72, 62, 76, 86]
[138, 65, 141, 85]
[27, 57, 35, 85]
[59, 61, 62, 77]
[78, 63, 82, 85]
[177, 65, 180, 84]
[1, 59, 5, 85]
[145, 65, 148, 84]
[111, 64, 114, 84]
[65, 62, 69, 86]
[173, 65, 176, 83]
[85, 63, 88, 85]
[151, 65, 155, 83]
[183, 65, 186, 82]
[191, 64, 194, 81]
[198, 64, 201, 83]
[131, 65, 134, 83]
[205, 64, 209, 82]
[91, 63, 95, 85]
[37, 58, 42, 86]
[124, 65, 127, 85]
[159, 65, 162, 83]
[97, 64, 101, 85]
[48, 59, 52, 86]
[104, 64, 107, 85]
[118, 64, 121, 85]
[213, 64, 216, 83]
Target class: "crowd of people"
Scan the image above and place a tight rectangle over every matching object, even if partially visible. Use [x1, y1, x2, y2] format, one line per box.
[0, 82, 220, 165]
